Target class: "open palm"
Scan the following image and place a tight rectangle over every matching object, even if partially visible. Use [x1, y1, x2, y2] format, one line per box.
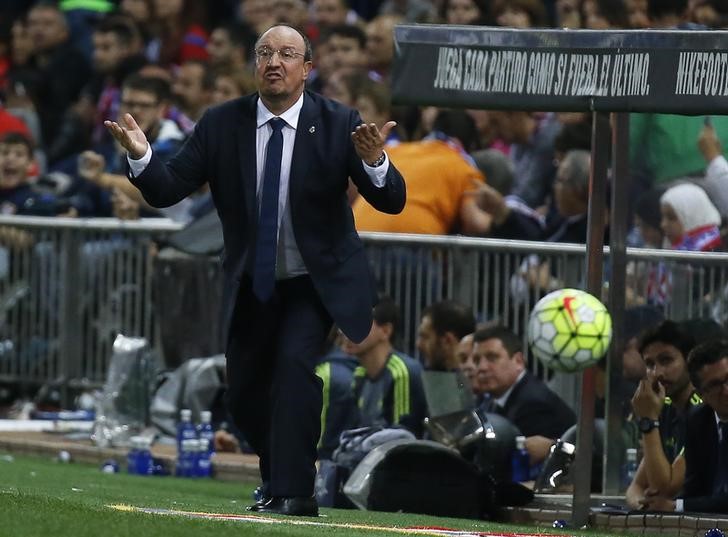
[103, 113, 149, 159]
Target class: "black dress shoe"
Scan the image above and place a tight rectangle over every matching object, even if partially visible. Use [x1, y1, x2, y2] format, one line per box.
[253, 496, 318, 517]
[245, 485, 271, 512]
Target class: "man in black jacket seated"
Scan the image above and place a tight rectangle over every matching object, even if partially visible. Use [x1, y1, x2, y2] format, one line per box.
[473, 325, 576, 467]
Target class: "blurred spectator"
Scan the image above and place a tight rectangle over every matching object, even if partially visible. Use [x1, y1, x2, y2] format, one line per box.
[322, 25, 368, 75]
[364, 14, 401, 81]
[379, 0, 436, 22]
[20, 2, 91, 162]
[153, 0, 209, 67]
[353, 109, 492, 235]
[626, 0, 650, 27]
[52, 15, 147, 164]
[79, 73, 187, 219]
[416, 299, 475, 371]
[647, 0, 689, 27]
[312, 0, 360, 33]
[487, 111, 560, 210]
[119, 0, 159, 60]
[341, 296, 428, 437]
[695, 122, 728, 219]
[210, 66, 256, 105]
[0, 131, 35, 214]
[474, 325, 576, 464]
[493, 0, 548, 27]
[353, 78, 398, 143]
[206, 21, 255, 72]
[171, 59, 214, 124]
[471, 148, 514, 197]
[634, 188, 665, 248]
[440, 0, 491, 24]
[691, 0, 728, 27]
[59, 0, 115, 61]
[582, 0, 631, 29]
[237, 0, 275, 36]
[660, 183, 723, 252]
[273, 0, 310, 29]
[555, 0, 582, 27]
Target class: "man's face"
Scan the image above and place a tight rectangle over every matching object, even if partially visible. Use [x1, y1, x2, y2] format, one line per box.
[472, 337, 523, 397]
[660, 203, 684, 245]
[27, 7, 67, 52]
[254, 26, 311, 107]
[417, 315, 447, 369]
[0, 143, 32, 190]
[212, 75, 243, 105]
[553, 164, 586, 217]
[456, 334, 477, 390]
[365, 19, 394, 69]
[327, 35, 365, 72]
[154, 0, 183, 19]
[446, 0, 482, 25]
[697, 357, 728, 420]
[93, 32, 130, 74]
[355, 95, 387, 130]
[119, 88, 164, 134]
[206, 28, 235, 66]
[313, 0, 348, 28]
[172, 63, 210, 116]
[340, 322, 388, 358]
[642, 341, 691, 398]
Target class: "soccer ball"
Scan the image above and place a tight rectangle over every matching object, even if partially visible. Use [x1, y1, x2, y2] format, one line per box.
[527, 288, 612, 373]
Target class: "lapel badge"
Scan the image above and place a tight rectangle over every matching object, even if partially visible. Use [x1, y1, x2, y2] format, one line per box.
[309, 125, 315, 134]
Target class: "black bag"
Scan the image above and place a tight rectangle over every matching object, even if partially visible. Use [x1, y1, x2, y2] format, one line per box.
[366, 442, 493, 519]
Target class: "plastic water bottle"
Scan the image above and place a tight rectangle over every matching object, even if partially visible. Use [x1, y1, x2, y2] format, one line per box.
[196, 438, 212, 478]
[126, 438, 139, 475]
[511, 435, 531, 482]
[621, 448, 639, 490]
[197, 410, 215, 456]
[176, 409, 197, 454]
[135, 436, 153, 476]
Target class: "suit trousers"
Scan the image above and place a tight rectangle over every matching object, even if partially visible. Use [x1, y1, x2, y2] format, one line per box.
[225, 274, 332, 497]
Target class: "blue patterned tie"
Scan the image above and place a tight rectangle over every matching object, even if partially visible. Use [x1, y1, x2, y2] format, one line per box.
[715, 422, 728, 494]
[252, 117, 284, 302]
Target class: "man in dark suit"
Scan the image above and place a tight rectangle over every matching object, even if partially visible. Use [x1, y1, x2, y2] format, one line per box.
[472, 325, 576, 465]
[642, 338, 728, 513]
[105, 23, 405, 516]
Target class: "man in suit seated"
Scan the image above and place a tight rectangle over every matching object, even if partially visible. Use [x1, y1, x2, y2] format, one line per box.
[642, 338, 728, 513]
[473, 325, 576, 465]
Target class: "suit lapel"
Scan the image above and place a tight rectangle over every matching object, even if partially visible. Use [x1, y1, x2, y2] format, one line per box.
[236, 95, 259, 228]
[289, 93, 318, 201]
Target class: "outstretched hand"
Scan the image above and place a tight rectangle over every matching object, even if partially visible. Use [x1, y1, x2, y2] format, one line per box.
[104, 113, 149, 160]
[352, 121, 396, 165]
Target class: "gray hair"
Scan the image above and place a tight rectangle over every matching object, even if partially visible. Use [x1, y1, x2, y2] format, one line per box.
[558, 149, 591, 191]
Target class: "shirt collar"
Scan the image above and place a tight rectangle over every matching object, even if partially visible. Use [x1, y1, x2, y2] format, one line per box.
[494, 369, 527, 408]
[256, 92, 304, 130]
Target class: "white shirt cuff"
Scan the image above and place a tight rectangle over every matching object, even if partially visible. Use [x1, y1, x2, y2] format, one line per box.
[127, 144, 152, 177]
[706, 154, 728, 178]
[362, 152, 390, 188]
[674, 498, 684, 512]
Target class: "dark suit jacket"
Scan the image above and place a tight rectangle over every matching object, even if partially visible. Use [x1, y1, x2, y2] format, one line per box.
[494, 371, 576, 440]
[681, 403, 728, 513]
[130, 91, 406, 343]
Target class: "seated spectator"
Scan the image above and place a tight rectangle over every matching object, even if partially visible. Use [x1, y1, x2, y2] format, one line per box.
[643, 338, 728, 513]
[353, 109, 492, 236]
[440, 0, 491, 25]
[493, 0, 548, 28]
[364, 14, 401, 81]
[206, 21, 255, 73]
[340, 296, 428, 438]
[581, 0, 631, 29]
[417, 300, 475, 371]
[660, 183, 723, 252]
[457, 333, 479, 396]
[171, 59, 214, 126]
[315, 328, 359, 459]
[0, 132, 38, 215]
[153, 0, 209, 67]
[626, 320, 702, 509]
[78, 73, 189, 220]
[210, 67, 256, 106]
[473, 325, 576, 464]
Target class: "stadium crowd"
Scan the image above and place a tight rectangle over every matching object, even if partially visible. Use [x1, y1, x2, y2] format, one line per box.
[3, 0, 728, 516]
